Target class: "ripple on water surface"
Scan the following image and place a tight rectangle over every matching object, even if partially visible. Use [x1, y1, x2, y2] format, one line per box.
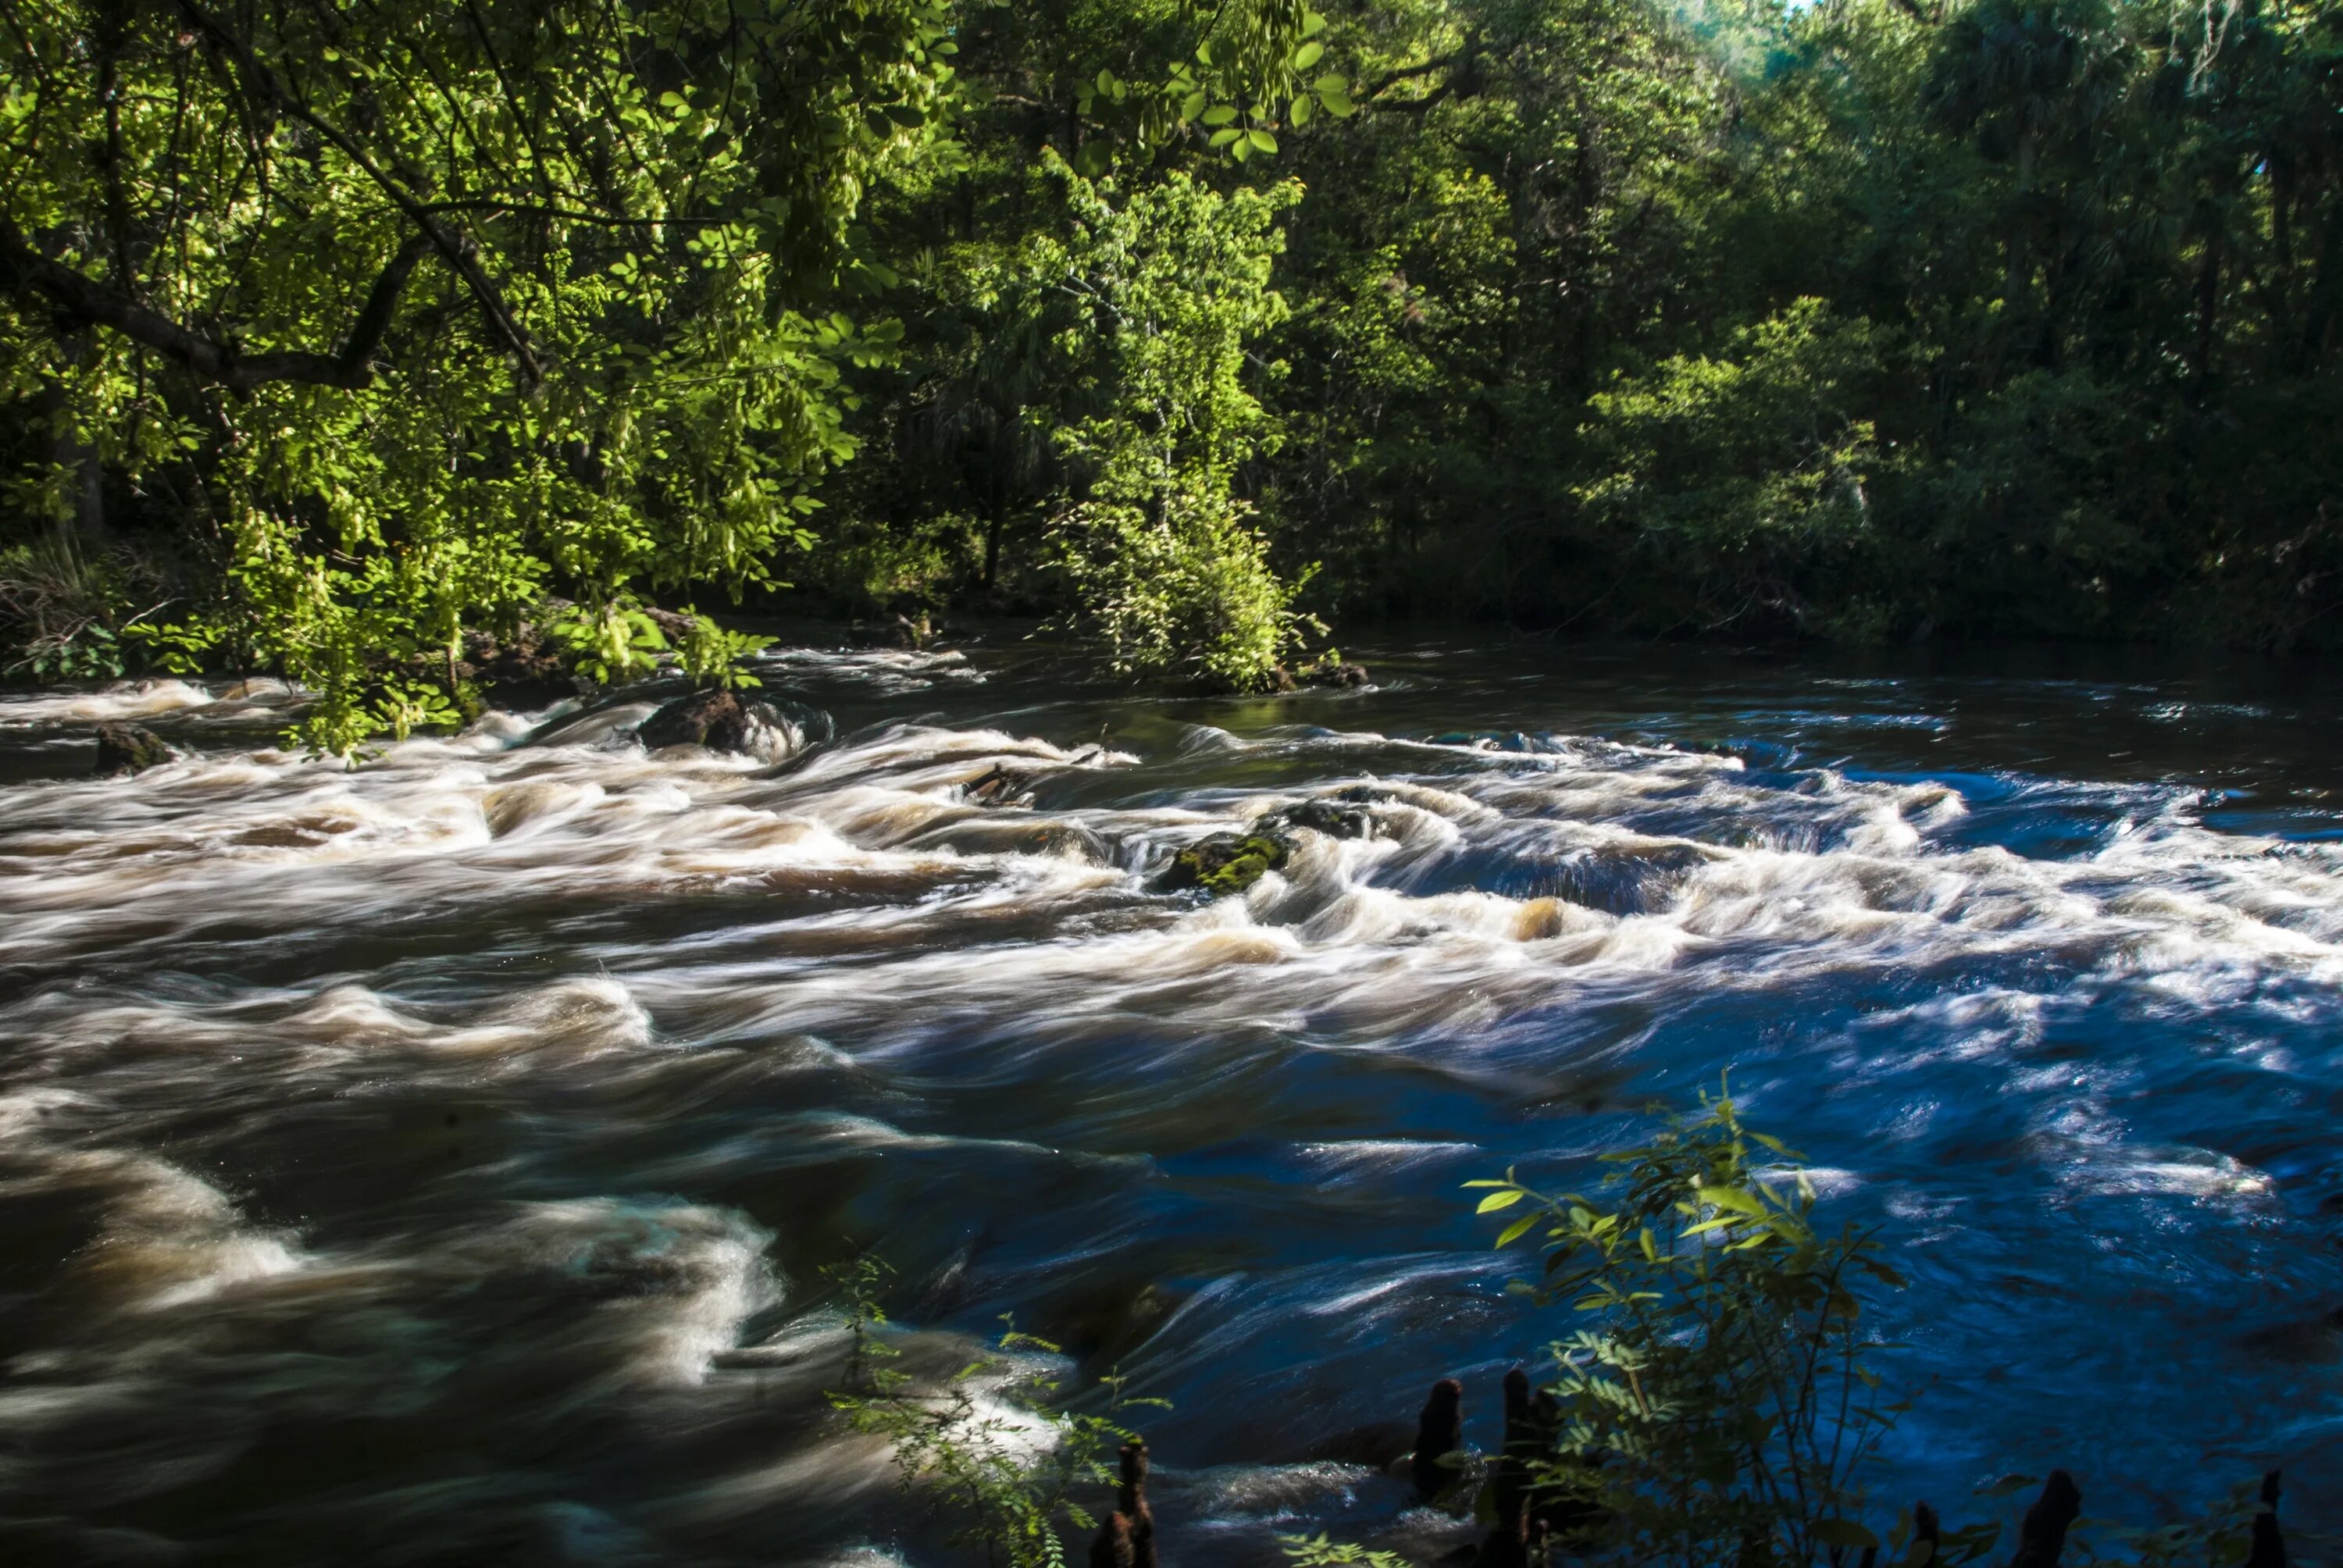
[2, 640, 2341, 1563]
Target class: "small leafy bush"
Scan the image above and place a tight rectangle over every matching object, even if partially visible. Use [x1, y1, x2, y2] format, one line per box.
[824, 1258, 1166, 1568]
[1467, 1079, 1919, 1568]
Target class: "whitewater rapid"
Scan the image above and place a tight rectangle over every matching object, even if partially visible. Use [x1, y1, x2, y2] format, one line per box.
[2, 640, 2338, 1563]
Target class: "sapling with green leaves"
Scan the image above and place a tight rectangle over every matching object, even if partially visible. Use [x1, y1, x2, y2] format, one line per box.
[822, 1257, 1168, 1568]
[1466, 1080, 1918, 1568]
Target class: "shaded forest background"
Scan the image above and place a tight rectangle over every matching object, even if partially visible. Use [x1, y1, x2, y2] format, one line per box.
[821, 0, 2343, 647]
[3, 0, 2340, 747]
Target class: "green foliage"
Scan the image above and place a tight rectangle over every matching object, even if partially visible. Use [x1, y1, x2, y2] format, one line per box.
[1467, 1081, 1915, 1568]
[2083, 1475, 2270, 1568]
[545, 604, 670, 690]
[1278, 1535, 1411, 1566]
[2, 0, 957, 749]
[1573, 301, 1891, 633]
[1036, 162, 1314, 689]
[851, 0, 2343, 650]
[13, 0, 2343, 729]
[0, 538, 161, 679]
[823, 1257, 1169, 1568]
[675, 615, 775, 690]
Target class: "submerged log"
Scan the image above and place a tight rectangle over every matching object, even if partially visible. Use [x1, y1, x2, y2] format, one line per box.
[964, 764, 1033, 806]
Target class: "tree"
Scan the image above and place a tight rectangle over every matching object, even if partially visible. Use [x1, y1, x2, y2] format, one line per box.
[0, 0, 1343, 744]
[1040, 158, 1309, 689]
[1, 0, 967, 748]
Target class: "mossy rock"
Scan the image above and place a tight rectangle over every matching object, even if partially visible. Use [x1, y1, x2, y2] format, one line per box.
[94, 722, 173, 776]
[1157, 830, 1293, 896]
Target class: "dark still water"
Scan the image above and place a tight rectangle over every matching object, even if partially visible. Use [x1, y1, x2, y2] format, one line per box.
[4, 634, 2342, 1566]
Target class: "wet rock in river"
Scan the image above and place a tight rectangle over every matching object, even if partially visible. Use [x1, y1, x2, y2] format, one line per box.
[1156, 829, 1293, 896]
[963, 764, 1034, 806]
[94, 722, 173, 776]
[1297, 1421, 1418, 1470]
[1267, 796, 1375, 840]
[1546, 841, 1717, 916]
[636, 689, 826, 762]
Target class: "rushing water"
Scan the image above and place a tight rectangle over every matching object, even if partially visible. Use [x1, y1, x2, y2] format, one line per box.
[4, 633, 2342, 1566]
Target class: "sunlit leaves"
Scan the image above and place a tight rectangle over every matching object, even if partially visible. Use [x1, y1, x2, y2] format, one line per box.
[1036, 160, 1312, 688]
[1, 0, 961, 751]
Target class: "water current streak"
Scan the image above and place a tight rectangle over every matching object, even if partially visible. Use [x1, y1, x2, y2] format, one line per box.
[0, 640, 2338, 1564]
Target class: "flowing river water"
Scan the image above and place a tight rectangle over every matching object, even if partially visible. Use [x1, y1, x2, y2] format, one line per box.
[3, 633, 2341, 1566]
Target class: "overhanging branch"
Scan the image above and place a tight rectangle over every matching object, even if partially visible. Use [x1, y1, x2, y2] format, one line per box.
[1, 217, 433, 394]
[173, 0, 547, 384]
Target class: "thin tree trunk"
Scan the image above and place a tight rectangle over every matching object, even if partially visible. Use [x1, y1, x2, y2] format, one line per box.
[2003, 130, 2038, 314]
[982, 481, 1006, 590]
[2192, 233, 2221, 391]
[42, 330, 109, 553]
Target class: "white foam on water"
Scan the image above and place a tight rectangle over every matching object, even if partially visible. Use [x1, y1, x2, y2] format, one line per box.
[0, 678, 222, 725]
[0, 1105, 306, 1314]
[3, 679, 2340, 1550]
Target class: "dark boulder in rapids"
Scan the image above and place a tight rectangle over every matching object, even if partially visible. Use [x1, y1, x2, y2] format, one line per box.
[1156, 829, 1293, 895]
[94, 722, 173, 776]
[447, 622, 583, 713]
[1266, 796, 1376, 840]
[1262, 655, 1370, 692]
[635, 689, 830, 762]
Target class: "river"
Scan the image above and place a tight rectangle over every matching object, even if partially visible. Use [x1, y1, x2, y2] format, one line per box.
[2, 632, 2338, 1566]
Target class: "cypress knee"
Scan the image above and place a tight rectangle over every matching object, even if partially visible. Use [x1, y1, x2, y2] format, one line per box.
[1088, 1513, 1136, 1568]
[2010, 1471, 2081, 1568]
[2245, 1470, 2284, 1568]
[1480, 1367, 1534, 1567]
[1913, 1503, 1941, 1568]
[1413, 1377, 1465, 1501]
[1118, 1439, 1157, 1568]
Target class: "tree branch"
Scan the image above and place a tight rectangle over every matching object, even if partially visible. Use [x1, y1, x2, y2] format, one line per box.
[1364, 51, 1465, 101]
[1, 217, 433, 394]
[416, 198, 734, 226]
[172, 0, 546, 383]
